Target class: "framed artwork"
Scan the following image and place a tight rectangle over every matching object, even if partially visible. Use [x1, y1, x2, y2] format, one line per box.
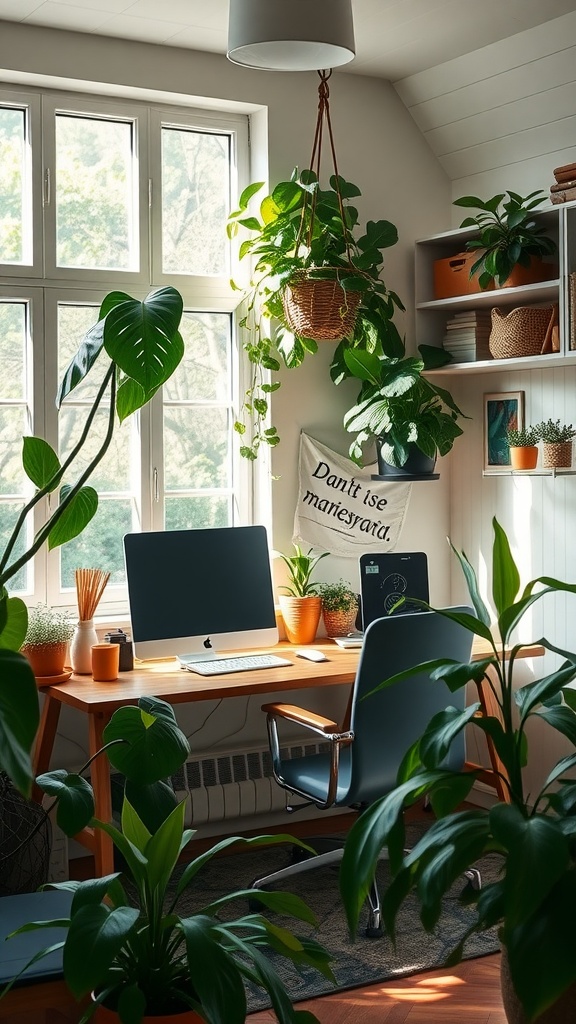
[484, 391, 524, 470]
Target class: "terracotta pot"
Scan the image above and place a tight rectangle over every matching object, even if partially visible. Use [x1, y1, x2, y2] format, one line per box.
[500, 945, 576, 1024]
[278, 595, 322, 645]
[21, 641, 68, 679]
[542, 441, 573, 469]
[93, 1001, 203, 1023]
[509, 445, 539, 470]
[322, 605, 358, 637]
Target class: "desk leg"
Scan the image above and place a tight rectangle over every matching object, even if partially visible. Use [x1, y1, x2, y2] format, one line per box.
[32, 694, 62, 803]
[88, 711, 114, 877]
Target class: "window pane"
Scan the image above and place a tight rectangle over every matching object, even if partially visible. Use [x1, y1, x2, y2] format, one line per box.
[165, 496, 229, 531]
[60, 499, 133, 589]
[0, 301, 26, 399]
[164, 407, 230, 490]
[0, 502, 29, 593]
[0, 106, 27, 264]
[164, 312, 231, 403]
[0, 408, 29, 494]
[56, 113, 135, 271]
[58, 408, 131, 492]
[161, 127, 230, 276]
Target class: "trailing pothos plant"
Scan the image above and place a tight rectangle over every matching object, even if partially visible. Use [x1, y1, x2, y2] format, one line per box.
[0, 287, 184, 796]
[227, 168, 405, 459]
[340, 517, 576, 1021]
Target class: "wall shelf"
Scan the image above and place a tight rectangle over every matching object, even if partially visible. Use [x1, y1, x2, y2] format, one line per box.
[482, 468, 576, 477]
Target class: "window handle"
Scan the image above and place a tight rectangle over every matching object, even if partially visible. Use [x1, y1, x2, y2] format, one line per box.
[43, 167, 51, 207]
[153, 467, 159, 503]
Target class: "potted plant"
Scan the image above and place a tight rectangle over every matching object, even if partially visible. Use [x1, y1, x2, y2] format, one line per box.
[0, 286, 184, 798]
[505, 424, 540, 471]
[278, 543, 329, 644]
[3, 695, 333, 1024]
[341, 346, 466, 473]
[20, 604, 75, 681]
[339, 517, 576, 1023]
[317, 580, 358, 636]
[453, 190, 557, 290]
[536, 417, 576, 469]
[227, 169, 404, 459]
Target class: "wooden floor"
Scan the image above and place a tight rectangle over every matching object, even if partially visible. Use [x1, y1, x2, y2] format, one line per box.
[2, 953, 506, 1023]
[247, 953, 507, 1024]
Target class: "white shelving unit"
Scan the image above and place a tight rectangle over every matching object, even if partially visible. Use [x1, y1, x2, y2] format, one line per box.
[415, 202, 576, 376]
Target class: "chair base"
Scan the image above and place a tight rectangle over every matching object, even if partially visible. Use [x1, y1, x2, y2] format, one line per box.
[250, 836, 385, 938]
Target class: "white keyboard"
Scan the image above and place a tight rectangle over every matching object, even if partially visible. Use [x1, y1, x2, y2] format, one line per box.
[185, 654, 293, 676]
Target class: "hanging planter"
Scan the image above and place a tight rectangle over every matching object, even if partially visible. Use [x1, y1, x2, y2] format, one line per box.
[282, 270, 361, 342]
[228, 70, 403, 460]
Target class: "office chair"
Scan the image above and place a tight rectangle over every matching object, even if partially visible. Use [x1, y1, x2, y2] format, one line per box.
[253, 608, 477, 937]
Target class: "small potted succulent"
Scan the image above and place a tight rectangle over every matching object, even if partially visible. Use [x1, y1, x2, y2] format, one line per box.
[317, 580, 359, 636]
[453, 189, 557, 290]
[536, 418, 576, 468]
[20, 604, 75, 681]
[277, 543, 329, 645]
[505, 424, 541, 471]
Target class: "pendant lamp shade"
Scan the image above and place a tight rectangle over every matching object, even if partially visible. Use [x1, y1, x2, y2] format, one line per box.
[227, 0, 355, 71]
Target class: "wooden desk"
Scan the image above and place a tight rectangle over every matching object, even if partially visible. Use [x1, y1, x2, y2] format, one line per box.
[33, 638, 543, 876]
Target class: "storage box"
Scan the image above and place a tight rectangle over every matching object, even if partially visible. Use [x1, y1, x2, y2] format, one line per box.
[433, 252, 492, 299]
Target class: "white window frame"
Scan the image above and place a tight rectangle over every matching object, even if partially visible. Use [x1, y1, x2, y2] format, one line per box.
[0, 90, 43, 279]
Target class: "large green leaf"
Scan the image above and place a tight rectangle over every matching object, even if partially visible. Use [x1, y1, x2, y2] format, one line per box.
[515, 664, 576, 720]
[103, 287, 184, 396]
[140, 798, 186, 894]
[0, 596, 28, 651]
[22, 437, 61, 490]
[490, 803, 569, 927]
[419, 704, 480, 767]
[124, 777, 179, 834]
[448, 540, 492, 627]
[182, 915, 247, 1024]
[104, 697, 190, 783]
[0, 648, 39, 795]
[63, 903, 139, 998]
[47, 485, 98, 549]
[56, 315, 106, 407]
[35, 769, 95, 835]
[492, 518, 522, 618]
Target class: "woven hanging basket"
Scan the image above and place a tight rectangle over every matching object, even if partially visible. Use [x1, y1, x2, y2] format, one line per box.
[282, 271, 361, 342]
[489, 305, 556, 360]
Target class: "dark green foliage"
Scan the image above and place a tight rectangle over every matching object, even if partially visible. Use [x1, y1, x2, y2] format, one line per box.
[453, 190, 557, 289]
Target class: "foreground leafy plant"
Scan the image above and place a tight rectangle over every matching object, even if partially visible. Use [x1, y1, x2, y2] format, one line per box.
[0, 287, 184, 794]
[2, 696, 332, 1024]
[340, 517, 576, 1021]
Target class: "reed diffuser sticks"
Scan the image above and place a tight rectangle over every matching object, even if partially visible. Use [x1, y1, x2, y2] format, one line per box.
[74, 567, 110, 622]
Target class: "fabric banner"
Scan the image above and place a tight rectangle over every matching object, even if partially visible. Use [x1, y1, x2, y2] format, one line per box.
[293, 433, 412, 556]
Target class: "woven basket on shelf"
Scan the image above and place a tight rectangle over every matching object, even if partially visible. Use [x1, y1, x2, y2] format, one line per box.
[489, 305, 556, 360]
[542, 441, 573, 469]
[282, 272, 361, 342]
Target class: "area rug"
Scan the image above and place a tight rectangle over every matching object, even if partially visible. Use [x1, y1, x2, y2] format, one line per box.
[173, 821, 501, 1011]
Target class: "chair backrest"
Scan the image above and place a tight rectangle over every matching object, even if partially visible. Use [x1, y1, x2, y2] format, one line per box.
[344, 607, 473, 805]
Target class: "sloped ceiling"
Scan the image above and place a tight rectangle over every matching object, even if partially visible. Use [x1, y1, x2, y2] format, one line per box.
[0, 0, 575, 194]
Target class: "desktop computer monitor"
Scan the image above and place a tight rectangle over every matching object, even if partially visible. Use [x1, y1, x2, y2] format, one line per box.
[123, 525, 278, 662]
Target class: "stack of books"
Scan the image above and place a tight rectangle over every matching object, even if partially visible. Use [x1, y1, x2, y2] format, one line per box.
[442, 310, 492, 362]
[549, 162, 576, 205]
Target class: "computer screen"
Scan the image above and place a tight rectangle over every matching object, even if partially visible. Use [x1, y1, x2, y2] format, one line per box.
[123, 525, 278, 662]
[359, 551, 429, 629]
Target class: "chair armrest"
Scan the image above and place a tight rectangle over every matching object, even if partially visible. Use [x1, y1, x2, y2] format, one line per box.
[261, 702, 340, 734]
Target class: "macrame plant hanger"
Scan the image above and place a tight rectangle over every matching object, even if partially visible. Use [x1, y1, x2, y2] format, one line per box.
[281, 69, 361, 342]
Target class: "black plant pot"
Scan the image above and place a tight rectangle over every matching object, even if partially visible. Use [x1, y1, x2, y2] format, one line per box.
[376, 440, 437, 478]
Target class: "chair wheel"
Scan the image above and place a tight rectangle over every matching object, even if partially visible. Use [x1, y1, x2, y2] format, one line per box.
[365, 925, 383, 939]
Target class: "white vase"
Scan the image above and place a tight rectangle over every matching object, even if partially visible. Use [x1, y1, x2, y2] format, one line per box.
[70, 619, 99, 675]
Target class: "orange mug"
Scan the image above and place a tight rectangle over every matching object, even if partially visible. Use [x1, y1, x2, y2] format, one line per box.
[91, 643, 120, 682]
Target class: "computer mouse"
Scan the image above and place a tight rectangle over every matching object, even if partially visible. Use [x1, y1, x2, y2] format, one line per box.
[295, 649, 329, 662]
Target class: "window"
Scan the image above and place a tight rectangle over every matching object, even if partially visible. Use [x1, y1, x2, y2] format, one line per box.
[0, 87, 251, 612]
